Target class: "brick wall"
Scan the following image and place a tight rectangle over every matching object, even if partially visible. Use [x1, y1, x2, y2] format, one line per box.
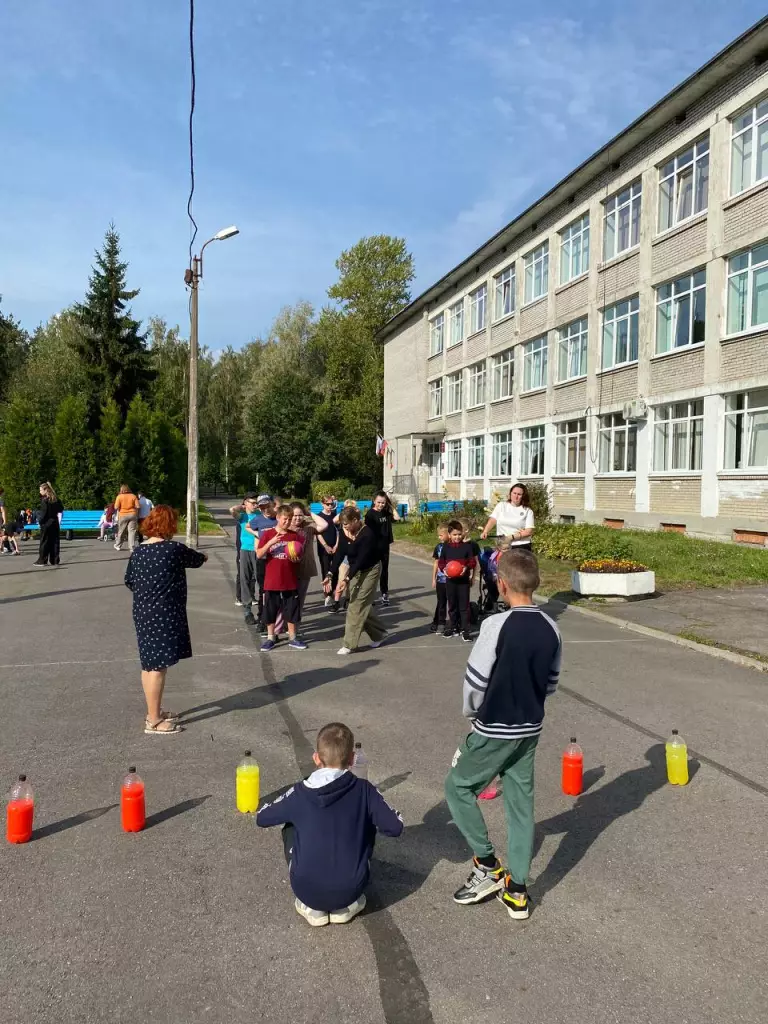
[490, 316, 517, 351]
[596, 365, 639, 404]
[720, 333, 768, 381]
[651, 218, 708, 278]
[444, 413, 462, 434]
[649, 347, 705, 393]
[552, 477, 586, 509]
[383, 318, 427, 439]
[464, 408, 486, 432]
[444, 481, 461, 499]
[466, 331, 488, 360]
[490, 399, 515, 426]
[519, 299, 547, 339]
[464, 480, 484, 500]
[649, 476, 702, 513]
[723, 186, 768, 245]
[518, 391, 547, 422]
[719, 476, 768, 518]
[553, 378, 587, 413]
[446, 344, 464, 369]
[555, 277, 589, 322]
[598, 251, 640, 301]
[595, 477, 636, 511]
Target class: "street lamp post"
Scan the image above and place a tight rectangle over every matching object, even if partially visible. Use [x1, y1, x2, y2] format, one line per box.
[183, 225, 239, 548]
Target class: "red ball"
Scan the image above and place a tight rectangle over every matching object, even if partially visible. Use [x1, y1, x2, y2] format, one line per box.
[445, 560, 465, 579]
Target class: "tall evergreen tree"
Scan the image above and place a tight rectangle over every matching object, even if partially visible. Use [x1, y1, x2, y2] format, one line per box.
[98, 398, 126, 502]
[52, 395, 98, 507]
[74, 225, 153, 427]
[0, 297, 29, 400]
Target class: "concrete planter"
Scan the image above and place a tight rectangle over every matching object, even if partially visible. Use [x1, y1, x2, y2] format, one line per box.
[571, 569, 656, 597]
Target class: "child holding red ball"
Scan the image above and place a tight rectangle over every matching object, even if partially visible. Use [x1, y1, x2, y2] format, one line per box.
[438, 520, 477, 642]
[256, 504, 307, 652]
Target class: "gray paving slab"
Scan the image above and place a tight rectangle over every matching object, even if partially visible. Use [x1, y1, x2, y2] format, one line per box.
[1, 521, 766, 1024]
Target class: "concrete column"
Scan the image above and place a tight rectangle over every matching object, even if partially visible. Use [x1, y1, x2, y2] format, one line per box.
[701, 393, 722, 518]
[704, 117, 729, 386]
[635, 420, 651, 513]
[584, 412, 597, 511]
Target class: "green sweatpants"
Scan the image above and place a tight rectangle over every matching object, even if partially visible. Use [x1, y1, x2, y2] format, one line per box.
[343, 563, 387, 649]
[445, 731, 539, 886]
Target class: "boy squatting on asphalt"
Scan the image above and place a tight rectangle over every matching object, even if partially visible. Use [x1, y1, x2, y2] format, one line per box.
[445, 548, 562, 920]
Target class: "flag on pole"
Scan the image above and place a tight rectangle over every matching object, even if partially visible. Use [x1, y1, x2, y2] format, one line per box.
[376, 434, 385, 456]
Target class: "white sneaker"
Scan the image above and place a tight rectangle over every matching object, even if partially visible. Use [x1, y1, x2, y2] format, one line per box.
[337, 646, 354, 656]
[234, 600, 243, 607]
[295, 899, 329, 927]
[113, 543, 121, 551]
[370, 633, 391, 650]
[329, 893, 366, 924]
[324, 595, 332, 607]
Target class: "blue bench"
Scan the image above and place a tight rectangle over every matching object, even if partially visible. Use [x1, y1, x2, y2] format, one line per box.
[419, 500, 475, 515]
[24, 510, 104, 541]
[308, 501, 408, 518]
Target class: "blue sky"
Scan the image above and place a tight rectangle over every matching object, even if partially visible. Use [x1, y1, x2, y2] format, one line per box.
[1, 1, 766, 351]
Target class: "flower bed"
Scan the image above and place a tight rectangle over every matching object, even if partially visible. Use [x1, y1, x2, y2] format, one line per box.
[578, 558, 649, 574]
[572, 558, 655, 597]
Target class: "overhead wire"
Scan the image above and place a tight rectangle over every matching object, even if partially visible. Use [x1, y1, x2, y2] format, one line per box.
[186, 0, 198, 272]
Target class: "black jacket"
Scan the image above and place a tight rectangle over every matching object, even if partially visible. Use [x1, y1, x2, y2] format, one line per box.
[331, 524, 380, 580]
[38, 498, 63, 529]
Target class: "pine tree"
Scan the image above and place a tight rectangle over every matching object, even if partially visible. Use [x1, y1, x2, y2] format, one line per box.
[122, 393, 152, 491]
[52, 395, 98, 508]
[98, 398, 126, 502]
[74, 225, 153, 427]
[0, 394, 54, 514]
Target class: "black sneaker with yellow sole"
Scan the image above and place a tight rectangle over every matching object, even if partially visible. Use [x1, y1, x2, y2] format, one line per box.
[497, 881, 531, 920]
[453, 857, 506, 904]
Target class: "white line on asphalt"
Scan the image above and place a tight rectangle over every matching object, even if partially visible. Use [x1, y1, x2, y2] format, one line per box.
[0, 652, 256, 670]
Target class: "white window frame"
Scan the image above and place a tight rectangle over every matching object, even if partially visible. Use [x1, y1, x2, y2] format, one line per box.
[603, 180, 642, 261]
[653, 400, 704, 473]
[560, 214, 590, 284]
[429, 312, 444, 357]
[655, 270, 706, 354]
[522, 335, 548, 392]
[555, 418, 587, 475]
[491, 430, 513, 476]
[726, 242, 768, 336]
[491, 349, 514, 402]
[598, 413, 637, 473]
[724, 389, 768, 471]
[493, 264, 516, 320]
[428, 378, 443, 419]
[523, 242, 549, 304]
[601, 296, 639, 370]
[520, 425, 545, 477]
[446, 371, 463, 415]
[449, 300, 464, 347]
[730, 96, 768, 197]
[467, 435, 485, 478]
[446, 439, 462, 478]
[658, 136, 709, 233]
[557, 317, 588, 382]
[469, 284, 487, 335]
[467, 361, 487, 408]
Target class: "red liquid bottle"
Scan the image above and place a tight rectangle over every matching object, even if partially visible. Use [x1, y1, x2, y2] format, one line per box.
[562, 738, 583, 796]
[121, 767, 145, 833]
[7, 774, 34, 844]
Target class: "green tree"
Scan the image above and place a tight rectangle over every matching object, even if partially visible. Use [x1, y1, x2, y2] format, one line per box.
[74, 224, 153, 426]
[327, 235, 415, 334]
[9, 310, 88, 413]
[122, 393, 152, 490]
[0, 298, 28, 400]
[52, 395, 98, 507]
[204, 346, 245, 489]
[0, 394, 54, 514]
[147, 317, 191, 433]
[98, 398, 126, 502]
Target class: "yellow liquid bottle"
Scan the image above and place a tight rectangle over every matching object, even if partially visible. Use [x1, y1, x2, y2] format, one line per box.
[666, 730, 689, 786]
[236, 750, 260, 813]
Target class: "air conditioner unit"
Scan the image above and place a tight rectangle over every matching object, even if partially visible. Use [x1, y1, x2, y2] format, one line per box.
[622, 400, 647, 421]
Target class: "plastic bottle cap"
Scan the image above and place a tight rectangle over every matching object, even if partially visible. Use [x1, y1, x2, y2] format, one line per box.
[671, 730, 678, 736]
[355, 742, 361, 749]
[128, 766, 136, 773]
[18, 774, 26, 782]
[244, 750, 252, 757]
[570, 737, 576, 743]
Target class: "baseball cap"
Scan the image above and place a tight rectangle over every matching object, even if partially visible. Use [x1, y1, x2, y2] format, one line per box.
[243, 491, 259, 501]
[256, 493, 273, 505]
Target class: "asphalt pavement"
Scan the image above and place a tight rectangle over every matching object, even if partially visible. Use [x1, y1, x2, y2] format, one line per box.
[1, 513, 767, 1024]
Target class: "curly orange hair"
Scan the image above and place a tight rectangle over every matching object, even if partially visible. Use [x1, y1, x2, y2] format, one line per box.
[140, 504, 178, 539]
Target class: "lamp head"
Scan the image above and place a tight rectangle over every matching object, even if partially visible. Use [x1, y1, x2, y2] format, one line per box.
[214, 225, 239, 241]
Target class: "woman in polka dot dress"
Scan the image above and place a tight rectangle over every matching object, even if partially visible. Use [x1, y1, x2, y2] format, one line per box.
[124, 505, 207, 735]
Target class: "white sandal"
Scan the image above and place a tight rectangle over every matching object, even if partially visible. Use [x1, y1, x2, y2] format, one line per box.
[144, 717, 181, 735]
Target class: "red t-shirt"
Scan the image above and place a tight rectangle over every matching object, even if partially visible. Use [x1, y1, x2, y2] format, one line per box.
[261, 529, 302, 591]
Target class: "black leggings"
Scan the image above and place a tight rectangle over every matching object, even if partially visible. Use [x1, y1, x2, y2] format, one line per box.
[446, 580, 471, 632]
[433, 581, 447, 626]
[317, 542, 337, 593]
[380, 546, 390, 594]
[38, 524, 60, 565]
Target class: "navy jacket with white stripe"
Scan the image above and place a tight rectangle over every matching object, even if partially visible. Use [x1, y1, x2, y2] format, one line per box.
[463, 605, 561, 739]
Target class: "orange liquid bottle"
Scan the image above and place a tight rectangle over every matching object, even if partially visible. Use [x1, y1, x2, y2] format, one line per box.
[6, 774, 34, 844]
[121, 767, 145, 832]
[562, 738, 583, 796]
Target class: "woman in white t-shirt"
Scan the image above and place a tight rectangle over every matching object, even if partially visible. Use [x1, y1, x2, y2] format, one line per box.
[480, 483, 535, 549]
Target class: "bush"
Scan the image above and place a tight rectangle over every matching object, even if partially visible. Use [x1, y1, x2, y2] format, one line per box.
[534, 523, 632, 563]
[525, 481, 552, 526]
[406, 512, 444, 536]
[311, 479, 353, 501]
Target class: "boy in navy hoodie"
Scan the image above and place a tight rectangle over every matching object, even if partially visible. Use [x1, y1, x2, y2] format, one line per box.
[256, 722, 403, 927]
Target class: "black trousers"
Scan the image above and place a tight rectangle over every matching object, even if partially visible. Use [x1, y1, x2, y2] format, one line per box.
[235, 534, 242, 602]
[256, 558, 267, 620]
[38, 524, 60, 565]
[446, 580, 471, 632]
[317, 542, 337, 594]
[380, 546, 390, 594]
[432, 581, 447, 626]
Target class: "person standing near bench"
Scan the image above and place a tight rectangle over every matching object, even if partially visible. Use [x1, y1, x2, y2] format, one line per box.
[32, 482, 63, 567]
[114, 484, 140, 552]
[137, 491, 154, 544]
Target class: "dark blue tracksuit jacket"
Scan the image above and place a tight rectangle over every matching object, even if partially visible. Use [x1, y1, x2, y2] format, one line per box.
[256, 772, 403, 912]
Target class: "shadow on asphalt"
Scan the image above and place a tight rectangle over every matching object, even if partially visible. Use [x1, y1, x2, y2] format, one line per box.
[0, 583, 126, 605]
[33, 803, 118, 841]
[531, 744, 700, 902]
[145, 795, 211, 830]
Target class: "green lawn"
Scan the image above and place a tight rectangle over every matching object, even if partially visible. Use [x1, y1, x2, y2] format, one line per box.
[393, 520, 768, 593]
[178, 503, 225, 536]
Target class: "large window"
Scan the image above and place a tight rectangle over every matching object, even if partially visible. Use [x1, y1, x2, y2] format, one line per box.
[446, 371, 463, 414]
[446, 439, 462, 478]
[429, 312, 444, 357]
[491, 349, 514, 401]
[467, 362, 487, 408]
[428, 378, 443, 419]
[598, 414, 637, 473]
[469, 284, 487, 334]
[602, 296, 639, 370]
[522, 336, 548, 392]
[467, 435, 485, 477]
[560, 214, 590, 284]
[653, 401, 703, 472]
[494, 264, 516, 320]
[557, 317, 588, 381]
[520, 425, 545, 476]
[658, 137, 709, 232]
[491, 431, 513, 476]
[727, 242, 768, 335]
[524, 242, 549, 304]
[603, 181, 642, 261]
[656, 270, 706, 354]
[449, 300, 464, 346]
[556, 419, 587, 474]
[731, 97, 768, 196]
[724, 389, 768, 470]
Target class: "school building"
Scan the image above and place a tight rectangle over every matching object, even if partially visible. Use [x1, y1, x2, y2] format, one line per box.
[380, 17, 768, 542]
